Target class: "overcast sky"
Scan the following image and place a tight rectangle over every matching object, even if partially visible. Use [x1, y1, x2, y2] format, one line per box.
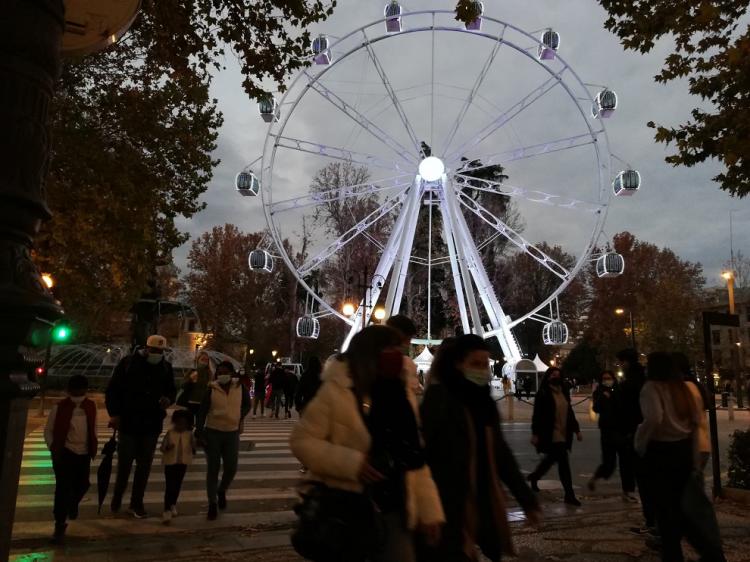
[173, 0, 748, 290]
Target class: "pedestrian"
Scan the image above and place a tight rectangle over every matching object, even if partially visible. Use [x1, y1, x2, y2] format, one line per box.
[160, 409, 195, 524]
[419, 336, 541, 562]
[523, 377, 532, 399]
[179, 351, 213, 422]
[672, 353, 710, 471]
[106, 335, 176, 518]
[269, 364, 286, 419]
[44, 374, 97, 544]
[386, 314, 422, 396]
[252, 368, 267, 418]
[289, 325, 445, 562]
[616, 348, 655, 536]
[528, 367, 583, 506]
[283, 368, 298, 419]
[587, 370, 638, 501]
[295, 356, 322, 415]
[196, 360, 250, 520]
[636, 352, 725, 562]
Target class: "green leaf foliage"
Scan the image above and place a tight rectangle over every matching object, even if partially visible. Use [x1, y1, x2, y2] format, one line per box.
[599, 0, 750, 197]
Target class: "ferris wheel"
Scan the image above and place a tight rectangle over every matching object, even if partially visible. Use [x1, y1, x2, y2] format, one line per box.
[236, 5, 640, 364]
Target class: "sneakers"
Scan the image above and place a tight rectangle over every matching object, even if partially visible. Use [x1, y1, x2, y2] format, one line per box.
[217, 490, 227, 510]
[128, 506, 148, 519]
[170, 505, 178, 517]
[527, 474, 540, 493]
[564, 495, 582, 507]
[622, 492, 639, 503]
[162, 510, 172, 525]
[207, 503, 218, 521]
[50, 522, 67, 545]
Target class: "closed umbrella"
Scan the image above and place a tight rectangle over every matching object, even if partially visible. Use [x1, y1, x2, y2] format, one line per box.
[97, 431, 118, 514]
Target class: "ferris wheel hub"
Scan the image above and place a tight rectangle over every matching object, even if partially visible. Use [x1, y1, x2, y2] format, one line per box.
[418, 156, 445, 182]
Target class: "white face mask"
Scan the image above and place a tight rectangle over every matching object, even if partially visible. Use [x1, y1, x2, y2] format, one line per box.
[216, 374, 232, 385]
[147, 353, 163, 365]
[70, 395, 85, 404]
[463, 368, 490, 386]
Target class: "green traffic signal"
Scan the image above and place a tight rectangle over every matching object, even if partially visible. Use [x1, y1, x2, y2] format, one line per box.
[51, 324, 72, 343]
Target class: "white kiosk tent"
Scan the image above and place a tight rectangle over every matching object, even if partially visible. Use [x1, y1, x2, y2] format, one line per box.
[533, 354, 549, 372]
[414, 347, 434, 384]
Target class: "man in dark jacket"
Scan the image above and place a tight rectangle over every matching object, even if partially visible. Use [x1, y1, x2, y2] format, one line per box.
[106, 335, 176, 518]
[282, 369, 298, 419]
[268, 366, 286, 419]
[252, 369, 267, 418]
[528, 367, 582, 506]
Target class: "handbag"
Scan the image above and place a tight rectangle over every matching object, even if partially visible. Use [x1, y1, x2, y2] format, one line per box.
[291, 481, 383, 560]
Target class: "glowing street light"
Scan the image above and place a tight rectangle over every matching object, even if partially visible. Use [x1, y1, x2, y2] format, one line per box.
[271, 350, 278, 358]
[721, 270, 734, 281]
[614, 307, 636, 350]
[342, 302, 356, 317]
[41, 273, 54, 289]
[614, 308, 625, 316]
[373, 307, 386, 321]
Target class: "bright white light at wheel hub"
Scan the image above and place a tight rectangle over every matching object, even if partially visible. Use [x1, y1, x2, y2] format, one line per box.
[418, 156, 445, 182]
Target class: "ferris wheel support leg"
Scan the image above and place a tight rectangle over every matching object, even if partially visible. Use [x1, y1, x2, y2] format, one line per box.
[384, 182, 423, 317]
[341, 186, 414, 351]
[444, 181, 522, 361]
[438, 193, 471, 335]
[438, 187, 484, 336]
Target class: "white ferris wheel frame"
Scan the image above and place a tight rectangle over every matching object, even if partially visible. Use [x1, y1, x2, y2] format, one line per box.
[258, 9, 613, 358]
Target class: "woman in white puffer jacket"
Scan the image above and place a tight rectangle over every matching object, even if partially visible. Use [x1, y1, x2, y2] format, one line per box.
[290, 326, 445, 562]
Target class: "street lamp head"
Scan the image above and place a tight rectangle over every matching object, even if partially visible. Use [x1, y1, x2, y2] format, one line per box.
[249, 349, 255, 355]
[722, 270, 734, 280]
[373, 307, 386, 321]
[41, 273, 54, 289]
[342, 302, 356, 317]
[614, 308, 625, 315]
[271, 350, 278, 357]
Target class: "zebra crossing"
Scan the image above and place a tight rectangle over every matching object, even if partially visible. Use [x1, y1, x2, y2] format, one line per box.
[13, 414, 301, 527]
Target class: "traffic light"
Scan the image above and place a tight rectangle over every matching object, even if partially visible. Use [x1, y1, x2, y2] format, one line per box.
[35, 366, 46, 378]
[51, 323, 72, 343]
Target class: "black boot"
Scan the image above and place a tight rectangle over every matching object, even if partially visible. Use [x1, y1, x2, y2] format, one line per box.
[207, 503, 218, 520]
[51, 522, 67, 545]
[527, 474, 540, 492]
[217, 489, 227, 510]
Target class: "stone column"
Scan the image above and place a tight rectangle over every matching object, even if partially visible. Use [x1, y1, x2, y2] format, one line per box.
[0, 0, 65, 558]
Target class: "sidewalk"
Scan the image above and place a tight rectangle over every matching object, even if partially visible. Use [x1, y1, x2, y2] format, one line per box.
[11, 493, 750, 561]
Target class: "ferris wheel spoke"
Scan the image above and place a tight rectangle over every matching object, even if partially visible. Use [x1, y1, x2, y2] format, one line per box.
[362, 31, 422, 154]
[456, 191, 571, 280]
[440, 30, 505, 157]
[453, 132, 600, 174]
[305, 72, 418, 167]
[298, 188, 409, 275]
[274, 135, 408, 172]
[445, 72, 564, 162]
[453, 173, 605, 213]
[269, 175, 412, 215]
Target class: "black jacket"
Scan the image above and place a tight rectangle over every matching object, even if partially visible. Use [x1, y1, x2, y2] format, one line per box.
[421, 382, 537, 562]
[592, 384, 618, 431]
[269, 368, 285, 389]
[616, 365, 645, 435]
[105, 352, 176, 435]
[295, 368, 322, 412]
[253, 371, 266, 394]
[531, 382, 580, 453]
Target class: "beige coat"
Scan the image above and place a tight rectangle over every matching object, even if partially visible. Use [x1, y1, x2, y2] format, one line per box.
[289, 357, 445, 529]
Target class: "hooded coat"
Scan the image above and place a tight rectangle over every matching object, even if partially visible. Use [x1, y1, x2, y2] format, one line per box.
[531, 376, 580, 454]
[288, 357, 445, 530]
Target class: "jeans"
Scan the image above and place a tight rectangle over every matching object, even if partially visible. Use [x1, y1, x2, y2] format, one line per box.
[594, 429, 636, 493]
[271, 390, 284, 418]
[253, 395, 265, 416]
[164, 464, 188, 511]
[530, 442, 575, 497]
[52, 448, 91, 524]
[647, 439, 694, 562]
[113, 431, 159, 510]
[204, 428, 240, 504]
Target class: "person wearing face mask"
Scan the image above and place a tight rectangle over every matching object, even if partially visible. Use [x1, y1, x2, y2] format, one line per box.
[196, 360, 251, 520]
[178, 351, 214, 422]
[45, 375, 97, 544]
[528, 367, 583, 506]
[419, 335, 541, 562]
[587, 370, 638, 501]
[106, 334, 176, 518]
[290, 326, 444, 562]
